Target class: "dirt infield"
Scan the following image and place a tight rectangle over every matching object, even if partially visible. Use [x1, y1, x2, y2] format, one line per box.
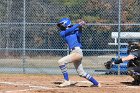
[0, 74, 140, 93]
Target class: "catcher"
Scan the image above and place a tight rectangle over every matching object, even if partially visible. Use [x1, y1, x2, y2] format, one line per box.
[104, 40, 140, 85]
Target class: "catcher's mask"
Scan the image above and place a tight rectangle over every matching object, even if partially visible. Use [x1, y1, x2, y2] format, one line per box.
[128, 40, 140, 52]
[57, 18, 72, 30]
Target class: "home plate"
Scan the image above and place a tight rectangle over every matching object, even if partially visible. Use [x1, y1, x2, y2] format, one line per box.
[75, 81, 92, 87]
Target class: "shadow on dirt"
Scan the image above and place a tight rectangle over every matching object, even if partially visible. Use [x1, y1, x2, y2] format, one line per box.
[121, 82, 140, 86]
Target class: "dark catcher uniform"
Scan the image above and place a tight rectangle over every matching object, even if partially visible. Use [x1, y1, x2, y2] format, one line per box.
[104, 40, 140, 85]
[127, 43, 140, 85]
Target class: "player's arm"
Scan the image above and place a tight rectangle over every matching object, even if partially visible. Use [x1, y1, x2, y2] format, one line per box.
[60, 24, 80, 37]
[65, 24, 81, 34]
[60, 19, 86, 37]
[104, 54, 136, 69]
[114, 51, 138, 64]
[76, 19, 85, 33]
[113, 55, 135, 64]
[64, 19, 85, 34]
[60, 21, 85, 37]
[121, 55, 135, 62]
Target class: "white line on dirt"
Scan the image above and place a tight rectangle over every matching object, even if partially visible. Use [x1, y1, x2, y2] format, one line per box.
[2, 89, 33, 93]
[3, 87, 66, 93]
[103, 86, 140, 89]
[0, 81, 139, 93]
[29, 85, 66, 90]
[126, 86, 140, 88]
[0, 81, 67, 93]
[0, 82, 31, 86]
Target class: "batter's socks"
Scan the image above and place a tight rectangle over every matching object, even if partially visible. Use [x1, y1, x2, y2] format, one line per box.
[59, 65, 69, 81]
[83, 73, 99, 86]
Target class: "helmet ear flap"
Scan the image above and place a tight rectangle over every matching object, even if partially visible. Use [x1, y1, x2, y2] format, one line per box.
[57, 22, 66, 30]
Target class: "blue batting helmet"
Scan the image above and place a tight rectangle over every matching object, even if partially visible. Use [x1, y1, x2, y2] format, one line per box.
[57, 18, 71, 28]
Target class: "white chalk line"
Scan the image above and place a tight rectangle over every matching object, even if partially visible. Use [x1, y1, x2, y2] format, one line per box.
[0, 80, 139, 93]
[1, 89, 35, 93]
[3, 87, 66, 93]
[0, 81, 67, 93]
[0, 82, 31, 86]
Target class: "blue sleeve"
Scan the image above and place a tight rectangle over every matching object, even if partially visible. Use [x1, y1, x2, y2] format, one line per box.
[60, 24, 80, 37]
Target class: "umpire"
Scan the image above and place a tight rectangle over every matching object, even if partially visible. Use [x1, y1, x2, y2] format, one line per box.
[104, 40, 140, 85]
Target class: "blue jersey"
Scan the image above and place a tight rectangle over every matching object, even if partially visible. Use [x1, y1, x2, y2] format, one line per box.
[59, 24, 82, 49]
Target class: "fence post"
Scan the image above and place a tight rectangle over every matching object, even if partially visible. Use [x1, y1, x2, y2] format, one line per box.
[22, 0, 26, 73]
[117, 0, 122, 75]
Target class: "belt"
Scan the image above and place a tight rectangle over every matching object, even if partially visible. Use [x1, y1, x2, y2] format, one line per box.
[71, 47, 81, 50]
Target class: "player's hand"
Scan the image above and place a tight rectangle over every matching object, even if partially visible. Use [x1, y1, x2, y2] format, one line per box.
[104, 60, 114, 69]
[76, 19, 86, 26]
[79, 21, 86, 26]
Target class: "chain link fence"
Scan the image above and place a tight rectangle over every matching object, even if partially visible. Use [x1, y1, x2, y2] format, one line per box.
[0, 0, 140, 75]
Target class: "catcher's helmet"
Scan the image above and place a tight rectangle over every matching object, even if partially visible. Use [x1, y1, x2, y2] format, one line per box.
[57, 18, 71, 28]
[128, 40, 140, 52]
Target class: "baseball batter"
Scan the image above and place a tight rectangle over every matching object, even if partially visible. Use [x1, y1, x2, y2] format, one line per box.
[56, 18, 100, 87]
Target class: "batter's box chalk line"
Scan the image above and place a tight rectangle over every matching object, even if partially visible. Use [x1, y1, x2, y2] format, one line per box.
[0, 81, 67, 93]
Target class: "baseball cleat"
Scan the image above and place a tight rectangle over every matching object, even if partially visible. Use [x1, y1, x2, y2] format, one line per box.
[96, 83, 101, 87]
[91, 83, 101, 87]
[58, 80, 71, 87]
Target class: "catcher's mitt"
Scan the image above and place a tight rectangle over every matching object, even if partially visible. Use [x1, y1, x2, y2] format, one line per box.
[104, 61, 113, 69]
